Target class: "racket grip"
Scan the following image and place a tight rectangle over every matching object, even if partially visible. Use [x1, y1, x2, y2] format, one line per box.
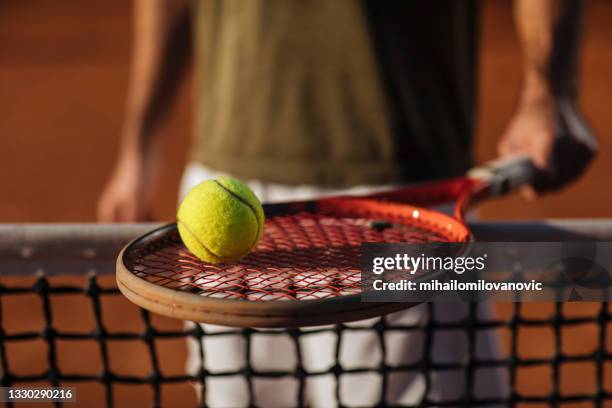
[467, 156, 537, 196]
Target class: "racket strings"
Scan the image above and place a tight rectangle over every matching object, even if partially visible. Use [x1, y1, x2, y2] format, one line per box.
[127, 211, 454, 301]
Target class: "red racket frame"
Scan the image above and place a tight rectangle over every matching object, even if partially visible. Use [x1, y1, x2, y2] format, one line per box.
[117, 157, 535, 327]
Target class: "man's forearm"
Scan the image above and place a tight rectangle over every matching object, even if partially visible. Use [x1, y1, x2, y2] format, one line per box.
[499, 0, 595, 195]
[121, 0, 191, 157]
[514, 0, 585, 103]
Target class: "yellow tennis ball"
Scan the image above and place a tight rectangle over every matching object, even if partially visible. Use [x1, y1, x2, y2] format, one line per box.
[177, 176, 265, 264]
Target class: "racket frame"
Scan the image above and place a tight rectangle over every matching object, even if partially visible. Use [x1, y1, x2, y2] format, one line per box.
[117, 156, 535, 327]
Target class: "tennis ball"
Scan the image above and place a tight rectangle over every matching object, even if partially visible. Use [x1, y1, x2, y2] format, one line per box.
[177, 176, 265, 264]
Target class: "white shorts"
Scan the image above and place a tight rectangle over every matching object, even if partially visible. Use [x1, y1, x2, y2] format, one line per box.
[181, 162, 508, 408]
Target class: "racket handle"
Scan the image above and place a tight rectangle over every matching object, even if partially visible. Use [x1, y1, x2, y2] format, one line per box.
[467, 156, 537, 196]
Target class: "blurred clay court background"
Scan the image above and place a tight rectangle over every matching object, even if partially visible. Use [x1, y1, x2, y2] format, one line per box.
[1, 1, 611, 407]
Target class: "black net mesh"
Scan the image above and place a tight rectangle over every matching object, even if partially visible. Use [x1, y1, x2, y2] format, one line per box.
[0, 273, 611, 407]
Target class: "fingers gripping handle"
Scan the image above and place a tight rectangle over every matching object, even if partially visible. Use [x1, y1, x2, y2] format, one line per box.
[467, 156, 537, 196]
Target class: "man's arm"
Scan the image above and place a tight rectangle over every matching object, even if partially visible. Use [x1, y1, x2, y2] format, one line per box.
[98, 0, 190, 221]
[499, 0, 597, 195]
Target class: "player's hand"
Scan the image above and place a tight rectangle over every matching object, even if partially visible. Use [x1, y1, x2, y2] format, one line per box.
[498, 93, 597, 198]
[97, 153, 154, 222]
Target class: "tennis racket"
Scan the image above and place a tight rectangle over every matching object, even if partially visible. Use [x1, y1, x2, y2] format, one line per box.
[116, 156, 536, 328]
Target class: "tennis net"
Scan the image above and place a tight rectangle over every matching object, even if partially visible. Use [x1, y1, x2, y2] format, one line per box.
[0, 223, 611, 407]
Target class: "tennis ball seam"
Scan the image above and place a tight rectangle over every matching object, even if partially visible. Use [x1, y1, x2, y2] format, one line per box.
[213, 179, 262, 249]
[177, 219, 224, 262]
[177, 218, 252, 263]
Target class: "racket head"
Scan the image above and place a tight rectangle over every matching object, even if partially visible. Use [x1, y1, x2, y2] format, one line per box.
[116, 192, 471, 328]
[116, 156, 536, 328]
[116, 230, 413, 327]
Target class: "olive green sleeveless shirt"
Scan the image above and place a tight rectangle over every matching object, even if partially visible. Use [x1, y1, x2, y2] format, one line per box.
[192, 0, 479, 187]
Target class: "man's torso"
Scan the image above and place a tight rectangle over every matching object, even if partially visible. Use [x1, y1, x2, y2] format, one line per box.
[192, 0, 479, 187]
